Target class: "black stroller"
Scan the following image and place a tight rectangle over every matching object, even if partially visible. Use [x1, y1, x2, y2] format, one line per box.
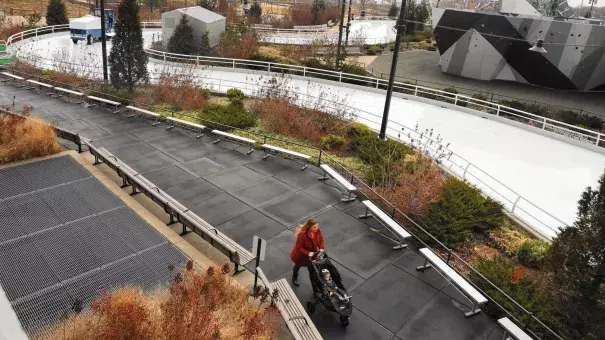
[306, 252, 353, 326]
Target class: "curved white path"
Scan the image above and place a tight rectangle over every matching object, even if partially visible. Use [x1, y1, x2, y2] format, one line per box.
[259, 20, 397, 44]
[10, 32, 605, 238]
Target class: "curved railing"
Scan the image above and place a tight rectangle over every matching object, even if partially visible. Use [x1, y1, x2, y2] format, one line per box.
[2, 70, 565, 340]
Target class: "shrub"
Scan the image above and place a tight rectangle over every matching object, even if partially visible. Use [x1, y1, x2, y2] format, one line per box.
[40, 264, 281, 339]
[197, 103, 257, 129]
[226, 88, 245, 106]
[144, 75, 207, 111]
[426, 46, 437, 51]
[425, 39, 432, 43]
[320, 134, 346, 150]
[558, 110, 604, 131]
[199, 88, 212, 100]
[216, 24, 259, 59]
[341, 64, 367, 76]
[0, 114, 62, 164]
[516, 239, 550, 269]
[423, 178, 505, 248]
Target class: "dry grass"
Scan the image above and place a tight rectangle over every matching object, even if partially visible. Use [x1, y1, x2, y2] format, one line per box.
[38, 263, 281, 340]
[0, 0, 89, 18]
[0, 112, 62, 164]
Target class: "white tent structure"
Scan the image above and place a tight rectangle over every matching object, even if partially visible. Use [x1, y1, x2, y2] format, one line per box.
[162, 6, 226, 49]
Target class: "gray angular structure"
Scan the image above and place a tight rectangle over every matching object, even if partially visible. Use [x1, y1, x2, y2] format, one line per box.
[431, 0, 605, 91]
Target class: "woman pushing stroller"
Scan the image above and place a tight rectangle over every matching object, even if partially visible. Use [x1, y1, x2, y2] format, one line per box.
[290, 218, 344, 294]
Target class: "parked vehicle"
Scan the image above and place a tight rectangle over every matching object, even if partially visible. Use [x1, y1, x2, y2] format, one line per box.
[69, 9, 115, 45]
[0, 41, 14, 66]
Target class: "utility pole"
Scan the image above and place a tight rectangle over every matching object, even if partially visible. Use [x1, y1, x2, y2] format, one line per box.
[379, 0, 407, 140]
[345, 0, 352, 45]
[335, 0, 346, 69]
[100, 0, 108, 82]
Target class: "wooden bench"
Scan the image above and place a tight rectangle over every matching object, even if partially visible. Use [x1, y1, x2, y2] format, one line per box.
[262, 144, 311, 170]
[126, 105, 162, 126]
[87, 95, 121, 113]
[416, 247, 488, 317]
[257, 267, 323, 340]
[166, 116, 205, 139]
[212, 129, 256, 154]
[25, 79, 54, 94]
[318, 164, 357, 202]
[54, 87, 85, 103]
[358, 200, 410, 249]
[498, 317, 532, 340]
[1, 72, 25, 87]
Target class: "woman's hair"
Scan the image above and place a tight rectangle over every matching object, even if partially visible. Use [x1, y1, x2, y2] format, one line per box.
[297, 218, 318, 235]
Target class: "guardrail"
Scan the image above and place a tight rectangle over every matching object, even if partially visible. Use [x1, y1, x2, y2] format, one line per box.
[7, 50, 571, 238]
[0, 72, 564, 340]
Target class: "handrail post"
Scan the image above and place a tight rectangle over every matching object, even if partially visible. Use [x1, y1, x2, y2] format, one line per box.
[454, 94, 458, 106]
[414, 86, 418, 96]
[524, 312, 533, 330]
[512, 196, 521, 213]
[391, 205, 396, 218]
[542, 118, 547, 130]
[596, 134, 601, 146]
[376, 79, 379, 88]
[496, 105, 500, 116]
[268, 63, 271, 73]
[462, 163, 471, 179]
[318, 149, 322, 165]
[446, 248, 452, 264]
[232, 59, 235, 68]
[163, 52, 166, 62]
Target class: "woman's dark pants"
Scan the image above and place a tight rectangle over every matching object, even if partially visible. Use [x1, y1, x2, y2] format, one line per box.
[293, 257, 320, 293]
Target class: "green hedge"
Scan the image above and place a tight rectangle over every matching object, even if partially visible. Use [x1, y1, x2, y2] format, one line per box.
[423, 178, 504, 248]
[196, 103, 256, 129]
[516, 239, 550, 269]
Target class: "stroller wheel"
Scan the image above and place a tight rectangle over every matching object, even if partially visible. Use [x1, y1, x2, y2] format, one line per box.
[307, 301, 316, 314]
[340, 316, 349, 327]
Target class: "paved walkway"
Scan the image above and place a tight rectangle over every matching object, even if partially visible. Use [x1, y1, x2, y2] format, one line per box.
[369, 50, 605, 116]
[0, 83, 503, 340]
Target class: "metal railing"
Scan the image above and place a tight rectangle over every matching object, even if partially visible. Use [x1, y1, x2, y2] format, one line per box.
[0, 73, 564, 340]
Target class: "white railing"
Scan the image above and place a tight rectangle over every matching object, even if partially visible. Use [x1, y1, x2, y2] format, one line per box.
[6, 24, 70, 45]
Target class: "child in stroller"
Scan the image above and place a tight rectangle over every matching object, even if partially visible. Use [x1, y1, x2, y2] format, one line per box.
[307, 252, 353, 326]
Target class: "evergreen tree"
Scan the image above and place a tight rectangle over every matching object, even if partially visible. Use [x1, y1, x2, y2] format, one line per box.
[167, 15, 196, 55]
[550, 172, 605, 339]
[311, 0, 326, 24]
[108, 0, 148, 92]
[387, 1, 398, 17]
[249, 1, 262, 19]
[199, 30, 211, 56]
[46, 0, 68, 26]
[198, 0, 217, 11]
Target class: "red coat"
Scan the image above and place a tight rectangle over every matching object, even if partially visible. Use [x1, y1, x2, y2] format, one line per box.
[290, 229, 325, 266]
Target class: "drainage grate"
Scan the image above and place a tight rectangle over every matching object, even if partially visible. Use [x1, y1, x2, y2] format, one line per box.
[103, 256, 162, 293]
[63, 268, 111, 307]
[69, 216, 133, 265]
[6, 194, 62, 234]
[0, 166, 31, 199]
[17, 156, 91, 189]
[99, 207, 165, 253]
[70, 178, 124, 213]
[41, 184, 94, 224]
[0, 238, 60, 301]
[140, 243, 188, 283]
[12, 285, 74, 337]
[0, 202, 25, 244]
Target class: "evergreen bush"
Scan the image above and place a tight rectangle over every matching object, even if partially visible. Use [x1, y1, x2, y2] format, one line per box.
[167, 15, 196, 55]
[226, 88, 245, 106]
[423, 178, 504, 248]
[320, 134, 345, 150]
[516, 239, 550, 269]
[197, 103, 256, 129]
[46, 0, 68, 26]
[199, 88, 212, 100]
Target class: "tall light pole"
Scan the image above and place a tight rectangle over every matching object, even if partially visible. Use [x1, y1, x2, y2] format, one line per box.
[335, 0, 347, 69]
[345, 0, 352, 45]
[379, 0, 407, 140]
[100, 0, 108, 82]
[588, 0, 598, 18]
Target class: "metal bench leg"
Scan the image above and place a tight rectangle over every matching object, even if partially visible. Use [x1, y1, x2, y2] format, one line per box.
[262, 151, 270, 160]
[180, 224, 189, 236]
[120, 177, 128, 188]
[233, 263, 246, 275]
[393, 239, 407, 250]
[301, 160, 308, 171]
[246, 145, 254, 154]
[151, 119, 161, 126]
[464, 301, 481, 317]
[167, 215, 177, 226]
[341, 191, 356, 202]
[318, 170, 329, 181]
[130, 185, 139, 195]
[358, 206, 372, 219]
[416, 258, 432, 271]
[212, 138, 221, 144]
[93, 155, 102, 165]
[166, 124, 175, 130]
[195, 130, 204, 139]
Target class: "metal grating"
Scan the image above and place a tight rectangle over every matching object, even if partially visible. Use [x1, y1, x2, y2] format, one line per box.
[0, 202, 25, 244]
[41, 184, 94, 224]
[103, 257, 162, 293]
[99, 207, 166, 252]
[31, 225, 101, 281]
[69, 216, 133, 265]
[6, 194, 62, 234]
[12, 285, 74, 337]
[70, 178, 124, 213]
[17, 156, 91, 190]
[63, 268, 111, 307]
[140, 243, 188, 284]
[0, 238, 60, 301]
[0, 166, 31, 199]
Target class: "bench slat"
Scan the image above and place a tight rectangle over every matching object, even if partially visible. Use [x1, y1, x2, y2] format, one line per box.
[55, 87, 83, 96]
[2, 72, 24, 80]
[419, 248, 487, 304]
[88, 95, 121, 106]
[498, 318, 532, 340]
[212, 129, 255, 144]
[126, 105, 160, 118]
[320, 164, 356, 191]
[273, 279, 323, 340]
[27, 80, 54, 88]
[262, 144, 311, 160]
[362, 200, 411, 238]
[167, 116, 205, 130]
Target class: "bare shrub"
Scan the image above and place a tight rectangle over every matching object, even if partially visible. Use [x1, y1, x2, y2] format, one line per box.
[0, 113, 62, 164]
[38, 264, 281, 340]
[139, 73, 208, 111]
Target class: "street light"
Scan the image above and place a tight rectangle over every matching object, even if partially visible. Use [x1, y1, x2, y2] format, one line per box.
[379, 0, 408, 140]
[100, 0, 108, 82]
[335, 0, 347, 69]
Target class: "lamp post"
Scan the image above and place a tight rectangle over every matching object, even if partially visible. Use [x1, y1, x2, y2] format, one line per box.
[335, 0, 347, 69]
[379, 0, 407, 140]
[345, 0, 352, 45]
[100, 0, 108, 82]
